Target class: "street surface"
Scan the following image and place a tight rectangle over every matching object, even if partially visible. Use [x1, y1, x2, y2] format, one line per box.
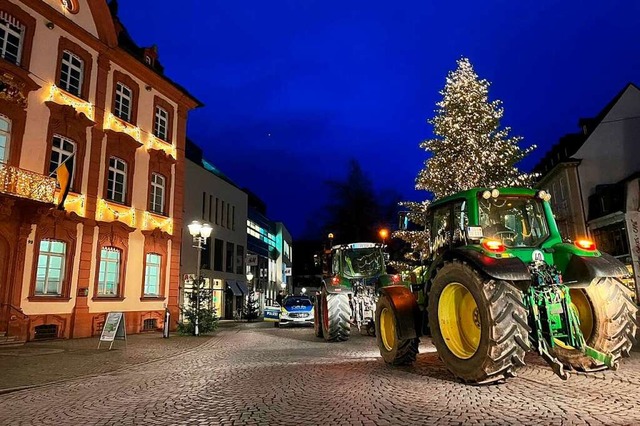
[1, 322, 639, 425]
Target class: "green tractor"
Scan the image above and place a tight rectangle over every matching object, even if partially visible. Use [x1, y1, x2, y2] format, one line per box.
[377, 187, 638, 384]
[314, 242, 400, 342]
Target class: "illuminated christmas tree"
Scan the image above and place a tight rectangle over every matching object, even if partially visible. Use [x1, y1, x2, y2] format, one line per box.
[392, 57, 535, 269]
[418, 57, 535, 198]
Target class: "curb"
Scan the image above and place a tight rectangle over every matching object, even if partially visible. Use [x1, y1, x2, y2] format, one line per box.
[0, 332, 226, 396]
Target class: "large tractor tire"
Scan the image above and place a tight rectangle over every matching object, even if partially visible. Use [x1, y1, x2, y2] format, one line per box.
[555, 277, 639, 371]
[314, 297, 324, 338]
[321, 292, 351, 342]
[375, 293, 419, 365]
[428, 260, 530, 384]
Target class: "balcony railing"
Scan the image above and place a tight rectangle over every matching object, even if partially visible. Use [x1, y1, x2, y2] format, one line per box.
[0, 163, 57, 204]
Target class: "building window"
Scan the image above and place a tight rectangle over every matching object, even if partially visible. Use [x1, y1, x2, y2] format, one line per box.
[149, 173, 165, 214]
[215, 198, 219, 225]
[35, 240, 66, 296]
[143, 318, 157, 330]
[0, 114, 10, 164]
[214, 238, 223, 271]
[153, 106, 169, 141]
[114, 82, 132, 122]
[0, 14, 24, 65]
[59, 50, 83, 97]
[226, 242, 235, 272]
[232, 206, 236, 231]
[97, 247, 120, 296]
[107, 157, 127, 204]
[236, 245, 244, 275]
[144, 253, 161, 296]
[144, 55, 152, 65]
[226, 204, 231, 228]
[49, 135, 75, 184]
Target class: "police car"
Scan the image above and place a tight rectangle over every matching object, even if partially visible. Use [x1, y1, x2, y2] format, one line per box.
[271, 295, 314, 327]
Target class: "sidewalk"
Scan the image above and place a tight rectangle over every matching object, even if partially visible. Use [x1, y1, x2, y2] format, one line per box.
[0, 327, 231, 393]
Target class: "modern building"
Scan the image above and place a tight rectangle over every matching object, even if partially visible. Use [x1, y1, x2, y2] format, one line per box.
[534, 83, 640, 300]
[0, 0, 200, 342]
[181, 140, 248, 320]
[245, 191, 293, 310]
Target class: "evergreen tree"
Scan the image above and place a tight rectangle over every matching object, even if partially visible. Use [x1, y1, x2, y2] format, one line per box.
[393, 57, 535, 269]
[178, 277, 219, 335]
[417, 57, 535, 199]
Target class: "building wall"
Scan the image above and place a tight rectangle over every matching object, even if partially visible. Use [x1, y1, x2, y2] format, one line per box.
[0, 0, 198, 341]
[537, 163, 587, 240]
[181, 159, 248, 319]
[574, 86, 640, 213]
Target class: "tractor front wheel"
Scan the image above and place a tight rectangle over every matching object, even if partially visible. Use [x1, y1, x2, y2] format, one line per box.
[321, 292, 351, 342]
[375, 293, 419, 365]
[428, 260, 530, 384]
[556, 277, 638, 371]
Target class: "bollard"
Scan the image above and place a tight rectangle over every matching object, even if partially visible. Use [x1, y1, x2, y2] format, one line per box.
[163, 308, 170, 338]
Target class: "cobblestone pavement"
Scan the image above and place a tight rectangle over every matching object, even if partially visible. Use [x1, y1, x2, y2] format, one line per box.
[1, 322, 639, 426]
[0, 330, 217, 391]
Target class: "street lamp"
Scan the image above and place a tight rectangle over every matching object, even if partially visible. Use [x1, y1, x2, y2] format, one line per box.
[187, 220, 213, 336]
[301, 287, 307, 295]
[379, 228, 389, 245]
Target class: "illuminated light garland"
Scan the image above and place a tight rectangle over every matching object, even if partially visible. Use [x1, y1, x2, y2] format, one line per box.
[59, 192, 85, 216]
[96, 199, 173, 234]
[143, 211, 173, 234]
[147, 134, 177, 159]
[0, 163, 56, 203]
[47, 85, 94, 121]
[105, 113, 142, 142]
[97, 198, 136, 227]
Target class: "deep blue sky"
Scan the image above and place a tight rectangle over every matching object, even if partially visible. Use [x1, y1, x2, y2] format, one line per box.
[120, 0, 640, 239]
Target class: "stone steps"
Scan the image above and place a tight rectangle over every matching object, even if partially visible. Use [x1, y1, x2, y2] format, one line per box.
[0, 334, 25, 347]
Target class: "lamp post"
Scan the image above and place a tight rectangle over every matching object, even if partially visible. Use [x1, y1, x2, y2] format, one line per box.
[187, 220, 213, 336]
[379, 228, 389, 245]
[280, 281, 287, 295]
[301, 287, 307, 295]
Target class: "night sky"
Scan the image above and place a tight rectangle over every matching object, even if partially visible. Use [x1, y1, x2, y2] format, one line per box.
[119, 0, 640, 239]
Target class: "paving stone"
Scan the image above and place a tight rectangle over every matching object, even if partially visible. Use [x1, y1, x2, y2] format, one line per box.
[0, 323, 639, 425]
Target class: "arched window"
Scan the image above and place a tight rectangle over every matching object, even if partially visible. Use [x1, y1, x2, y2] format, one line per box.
[149, 173, 165, 214]
[49, 134, 76, 183]
[0, 11, 25, 65]
[144, 253, 161, 296]
[35, 239, 66, 296]
[97, 247, 121, 296]
[0, 115, 11, 164]
[59, 50, 84, 97]
[107, 157, 127, 203]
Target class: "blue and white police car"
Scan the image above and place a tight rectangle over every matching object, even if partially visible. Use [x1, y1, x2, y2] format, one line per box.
[276, 295, 314, 327]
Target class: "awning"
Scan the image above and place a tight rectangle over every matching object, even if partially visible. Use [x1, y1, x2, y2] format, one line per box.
[226, 280, 242, 296]
[236, 281, 249, 295]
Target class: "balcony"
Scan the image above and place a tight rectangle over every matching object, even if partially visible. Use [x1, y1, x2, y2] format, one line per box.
[0, 163, 56, 204]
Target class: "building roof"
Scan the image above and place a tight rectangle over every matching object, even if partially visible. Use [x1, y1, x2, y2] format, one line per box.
[185, 139, 242, 189]
[533, 82, 639, 177]
[108, 1, 203, 107]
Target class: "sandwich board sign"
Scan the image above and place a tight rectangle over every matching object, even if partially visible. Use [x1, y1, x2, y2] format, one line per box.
[98, 312, 127, 350]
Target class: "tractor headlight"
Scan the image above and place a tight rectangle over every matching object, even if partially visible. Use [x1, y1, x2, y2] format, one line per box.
[482, 190, 492, 199]
[491, 189, 500, 198]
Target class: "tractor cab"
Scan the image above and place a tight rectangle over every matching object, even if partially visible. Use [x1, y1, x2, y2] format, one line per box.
[332, 243, 386, 279]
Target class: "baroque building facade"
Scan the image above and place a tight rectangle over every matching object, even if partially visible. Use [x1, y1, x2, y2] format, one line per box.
[0, 0, 200, 341]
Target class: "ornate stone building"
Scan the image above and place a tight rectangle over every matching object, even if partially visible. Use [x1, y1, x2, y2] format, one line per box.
[0, 0, 200, 342]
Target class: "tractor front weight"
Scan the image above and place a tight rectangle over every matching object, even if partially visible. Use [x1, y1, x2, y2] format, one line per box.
[525, 261, 616, 379]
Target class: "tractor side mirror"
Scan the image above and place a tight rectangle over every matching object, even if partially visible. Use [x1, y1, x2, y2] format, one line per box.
[383, 252, 390, 262]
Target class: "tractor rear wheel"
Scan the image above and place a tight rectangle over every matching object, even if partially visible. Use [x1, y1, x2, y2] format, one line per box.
[314, 297, 324, 338]
[375, 293, 419, 365]
[428, 260, 530, 384]
[555, 277, 638, 371]
[321, 292, 351, 342]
